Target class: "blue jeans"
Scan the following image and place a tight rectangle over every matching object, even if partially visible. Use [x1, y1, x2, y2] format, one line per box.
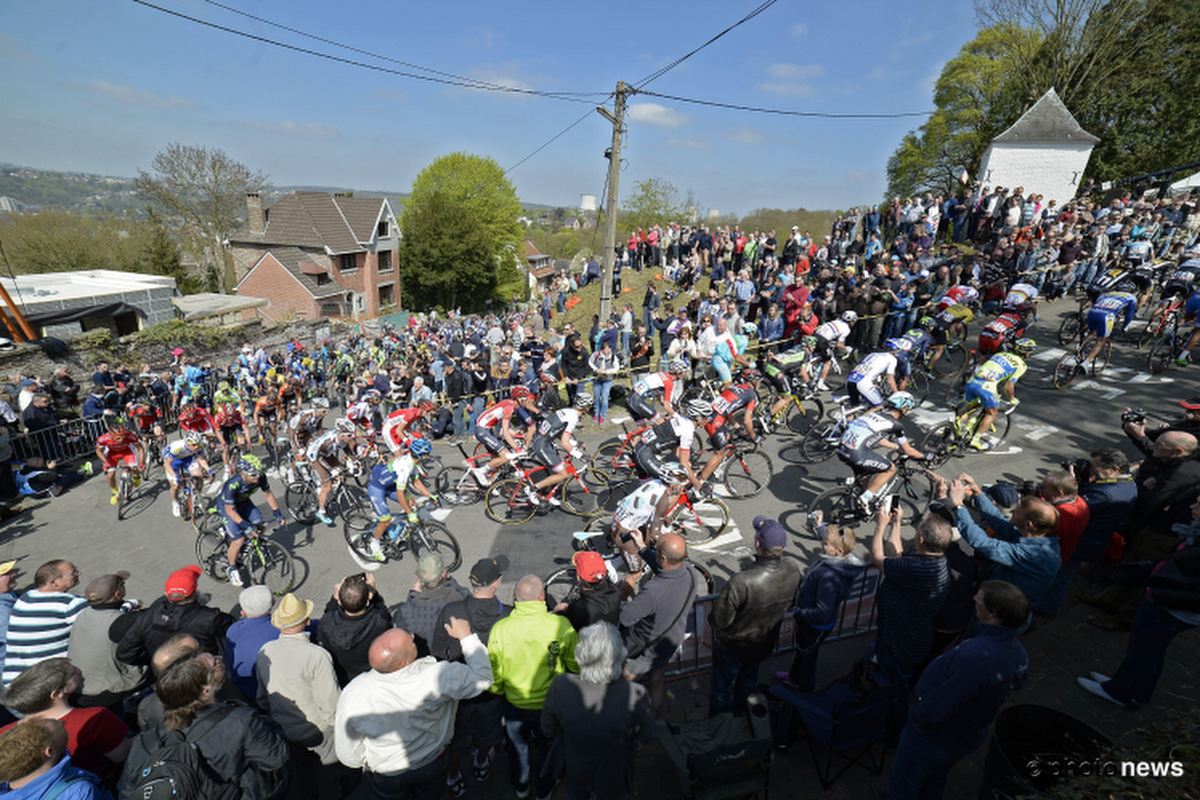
[1103, 600, 1194, 706]
[467, 396, 485, 435]
[451, 401, 467, 438]
[619, 331, 631, 360]
[887, 722, 978, 800]
[503, 703, 554, 796]
[594, 378, 612, 420]
[708, 646, 761, 716]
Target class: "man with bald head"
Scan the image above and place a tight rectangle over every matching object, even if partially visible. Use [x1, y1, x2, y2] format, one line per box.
[486, 574, 579, 799]
[619, 531, 699, 716]
[334, 618, 491, 800]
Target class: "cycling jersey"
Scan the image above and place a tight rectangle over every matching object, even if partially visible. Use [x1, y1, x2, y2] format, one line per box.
[966, 353, 1026, 410]
[937, 285, 978, 312]
[531, 408, 581, 472]
[705, 385, 757, 448]
[476, 400, 519, 432]
[1001, 283, 1039, 311]
[836, 411, 906, 475]
[849, 352, 899, 385]
[163, 440, 203, 476]
[1183, 289, 1200, 323]
[177, 408, 214, 434]
[218, 473, 269, 509]
[381, 407, 420, 453]
[638, 414, 697, 454]
[631, 372, 682, 405]
[1162, 260, 1200, 299]
[814, 320, 851, 348]
[898, 329, 932, 360]
[346, 401, 375, 429]
[254, 395, 280, 416]
[764, 346, 810, 394]
[307, 431, 349, 463]
[214, 408, 245, 429]
[1087, 291, 1138, 338]
[978, 313, 1027, 355]
[288, 409, 324, 434]
[613, 479, 668, 531]
[1122, 239, 1153, 264]
[128, 405, 160, 431]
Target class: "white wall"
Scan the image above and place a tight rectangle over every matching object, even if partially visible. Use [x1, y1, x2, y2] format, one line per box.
[977, 142, 1093, 206]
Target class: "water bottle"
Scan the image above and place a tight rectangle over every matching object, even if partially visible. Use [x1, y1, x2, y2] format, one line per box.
[387, 517, 406, 540]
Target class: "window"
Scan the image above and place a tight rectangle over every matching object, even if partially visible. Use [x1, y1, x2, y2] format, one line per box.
[377, 220, 389, 238]
[315, 273, 331, 286]
[339, 253, 358, 272]
[378, 250, 393, 273]
[378, 283, 394, 308]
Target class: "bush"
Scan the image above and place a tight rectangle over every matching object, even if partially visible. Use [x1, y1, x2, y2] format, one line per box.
[128, 320, 244, 351]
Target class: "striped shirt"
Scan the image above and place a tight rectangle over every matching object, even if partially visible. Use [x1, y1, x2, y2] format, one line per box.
[2, 589, 89, 685]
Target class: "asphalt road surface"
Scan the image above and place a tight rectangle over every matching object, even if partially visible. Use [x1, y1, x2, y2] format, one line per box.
[2, 301, 1193, 615]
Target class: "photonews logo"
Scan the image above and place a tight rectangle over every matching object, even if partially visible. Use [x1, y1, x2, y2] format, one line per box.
[1025, 758, 1186, 779]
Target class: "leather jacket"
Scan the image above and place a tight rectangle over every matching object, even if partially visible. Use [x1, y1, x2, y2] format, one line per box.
[710, 555, 801, 661]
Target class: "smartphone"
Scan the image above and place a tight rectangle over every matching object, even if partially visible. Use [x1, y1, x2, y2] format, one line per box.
[884, 494, 897, 513]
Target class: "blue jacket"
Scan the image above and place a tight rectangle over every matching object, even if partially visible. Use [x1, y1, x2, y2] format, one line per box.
[792, 554, 865, 630]
[1074, 477, 1137, 562]
[909, 623, 1028, 748]
[954, 494, 1060, 603]
[0, 754, 112, 799]
[81, 394, 107, 420]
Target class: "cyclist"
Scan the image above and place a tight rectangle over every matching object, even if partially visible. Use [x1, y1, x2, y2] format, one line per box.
[518, 392, 593, 506]
[95, 422, 146, 506]
[213, 402, 248, 469]
[287, 397, 330, 467]
[605, 464, 690, 572]
[763, 336, 816, 421]
[279, 376, 304, 416]
[212, 380, 241, 408]
[936, 284, 979, 313]
[1000, 281, 1039, 317]
[346, 389, 384, 438]
[1159, 258, 1200, 306]
[812, 311, 857, 391]
[964, 338, 1035, 450]
[380, 398, 435, 454]
[627, 359, 688, 423]
[128, 396, 164, 440]
[253, 388, 282, 445]
[845, 347, 905, 412]
[978, 309, 1032, 356]
[471, 386, 539, 483]
[1084, 290, 1138, 362]
[215, 454, 284, 587]
[632, 400, 709, 493]
[1171, 286, 1200, 366]
[699, 371, 761, 482]
[163, 431, 213, 518]
[834, 391, 928, 513]
[364, 437, 436, 562]
[307, 419, 358, 526]
[927, 303, 974, 372]
[897, 325, 933, 365]
[177, 397, 216, 440]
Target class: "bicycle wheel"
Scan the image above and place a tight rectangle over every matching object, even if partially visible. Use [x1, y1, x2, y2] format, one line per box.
[1056, 313, 1083, 347]
[485, 478, 537, 525]
[943, 375, 968, 408]
[435, 466, 485, 505]
[722, 448, 774, 498]
[588, 440, 636, 486]
[1137, 312, 1165, 349]
[1052, 353, 1083, 389]
[801, 419, 842, 463]
[544, 567, 583, 607]
[573, 513, 618, 555]
[782, 395, 826, 436]
[116, 471, 131, 520]
[561, 471, 614, 516]
[808, 486, 863, 532]
[410, 521, 462, 572]
[691, 561, 718, 596]
[1147, 335, 1177, 375]
[986, 409, 1013, 446]
[285, 483, 319, 524]
[906, 370, 931, 407]
[930, 343, 968, 379]
[666, 496, 729, 545]
[195, 529, 230, 582]
[921, 421, 960, 468]
[343, 509, 375, 557]
[244, 539, 295, 595]
[1091, 339, 1113, 376]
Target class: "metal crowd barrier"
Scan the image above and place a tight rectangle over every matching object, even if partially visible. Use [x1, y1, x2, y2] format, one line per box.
[14, 416, 109, 465]
[666, 565, 882, 678]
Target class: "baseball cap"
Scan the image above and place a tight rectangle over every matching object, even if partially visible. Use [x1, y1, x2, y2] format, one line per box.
[1179, 395, 1200, 411]
[417, 553, 444, 580]
[752, 516, 788, 550]
[573, 551, 607, 583]
[0, 558, 22, 576]
[469, 555, 510, 586]
[164, 565, 202, 600]
[18, 379, 35, 388]
[85, 571, 130, 604]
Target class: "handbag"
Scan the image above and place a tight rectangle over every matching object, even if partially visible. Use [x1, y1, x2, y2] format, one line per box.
[624, 568, 696, 659]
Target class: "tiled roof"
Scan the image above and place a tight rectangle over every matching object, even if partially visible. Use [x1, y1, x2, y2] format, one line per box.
[992, 88, 1099, 145]
[241, 246, 347, 299]
[231, 191, 391, 254]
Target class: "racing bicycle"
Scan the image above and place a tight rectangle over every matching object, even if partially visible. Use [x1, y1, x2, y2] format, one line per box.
[485, 453, 612, 524]
[343, 501, 462, 572]
[921, 398, 1017, 463]
[806, 454, 933, 532]
[195, 521, 295, 595]
[545, 531, 717, 606]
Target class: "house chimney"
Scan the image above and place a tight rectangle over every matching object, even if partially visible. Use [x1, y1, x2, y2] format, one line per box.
[246, 192, 265, 234]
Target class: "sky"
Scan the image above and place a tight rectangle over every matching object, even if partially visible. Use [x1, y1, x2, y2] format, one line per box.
[0, 0, 981, 215]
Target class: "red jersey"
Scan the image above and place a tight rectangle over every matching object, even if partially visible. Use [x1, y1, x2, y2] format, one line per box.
[96, 429, 139, 456]
[128, 405, 160, 431]
[178, 407, 214, 434]
[476, 400, 518, 431]
[215, 407, 245, 428]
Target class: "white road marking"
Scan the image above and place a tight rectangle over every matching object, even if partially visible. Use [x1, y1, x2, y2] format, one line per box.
[690, 526, 746, 552]
[1071, 379, 1104, 392]
[982, 446, 1023, 455]
[1100, 388, 1127, 399]
[909, 407, 948, 430]
[1022, 424, 1060, 442]
[1032, 347, 1067, 362]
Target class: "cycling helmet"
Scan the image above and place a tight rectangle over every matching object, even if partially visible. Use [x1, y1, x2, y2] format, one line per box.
[918, 316, 936, 330]
[1114, 278, 1138, 293]
[408, 437, 432, 457]
[184, 431, 204, 446]
[1012, 338, 1037, 356]
[222, 403, 238, 415]
[658, 461, 689, 484]
[740, 368, 762, 383]
[237, 454, 264, 474]
[885, 338, 912, 352]
[684, 399, 713, 419]
[885, 391, 916, 411]
[743, 322, 758, 337]
[364, 389, 383, 401]
[841, 311, 858, 324]
[668, 358, 689, 374]
[217, 381, 230, 391]
[311, 397, 330, 410]
[136, 396, 152, 406]
[335, 418, 355, 434]
[417, 399, 436, 412]
[801, 335, 818, 350]
[510, 386, 533, 403]
[573, 392, 594, 411]
[109, 421, 127, 435]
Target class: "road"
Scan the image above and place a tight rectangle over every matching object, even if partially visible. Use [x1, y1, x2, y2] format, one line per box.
[1, 302, 1191, 615]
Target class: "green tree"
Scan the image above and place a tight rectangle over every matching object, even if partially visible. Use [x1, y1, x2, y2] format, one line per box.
[621, 178, 683, 232]
[0, 210, 155, 274]
[135, 143, 268, 294]
[141, 210, 205, 294]
[399, 153, 523, 311]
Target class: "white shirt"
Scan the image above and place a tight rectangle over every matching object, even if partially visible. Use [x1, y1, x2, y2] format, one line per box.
[335, 634, 492, 774]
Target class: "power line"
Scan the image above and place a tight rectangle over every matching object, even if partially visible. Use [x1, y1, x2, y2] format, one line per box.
[635, 0, 779, 89]
[130, 0, 597, 102]
[505, 103, 610, 175]
[634, 89, 934, 119]
[197, 0, 608, 98]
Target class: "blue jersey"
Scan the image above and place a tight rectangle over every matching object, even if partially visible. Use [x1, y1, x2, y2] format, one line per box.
[368, 463, 397, 493]
[1092, 291, 1138, 328]
[219, 473, 269, 508]
[899, 329, 932, 360]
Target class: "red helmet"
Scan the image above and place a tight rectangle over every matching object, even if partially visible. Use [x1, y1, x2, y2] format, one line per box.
[417, 399, 436, 413]
[510, 386, 533, 403]
[223, 403, 238, 416]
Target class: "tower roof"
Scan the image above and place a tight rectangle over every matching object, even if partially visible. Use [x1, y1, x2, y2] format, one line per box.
[992, 88, 1099, 145]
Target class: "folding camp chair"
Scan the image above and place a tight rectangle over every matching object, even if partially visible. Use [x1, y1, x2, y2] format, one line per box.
[657, 692, 773, 800]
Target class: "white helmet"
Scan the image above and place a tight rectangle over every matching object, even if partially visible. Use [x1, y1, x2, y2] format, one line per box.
[841, 311, 858, 324]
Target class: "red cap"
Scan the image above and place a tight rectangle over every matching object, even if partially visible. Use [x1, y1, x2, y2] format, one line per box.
[1179, 395, 1200, 411]
[572, 551, 606, 583]
[165, 565, 202, 600]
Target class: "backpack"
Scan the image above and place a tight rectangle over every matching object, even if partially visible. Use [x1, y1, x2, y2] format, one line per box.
[122, 706, 238, 800]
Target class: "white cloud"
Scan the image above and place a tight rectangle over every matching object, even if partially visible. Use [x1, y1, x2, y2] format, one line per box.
[91, 79, 194, 108]
[667, 138, 709, 149]
[729, 127, 767, 145]
[244, 121, 340, 141]
[766, 63, 824, 80]
[791, 23, 808, 37]
[628, 103, 689, 128]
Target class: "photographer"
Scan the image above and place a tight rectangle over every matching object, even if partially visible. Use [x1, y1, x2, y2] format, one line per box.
[1035, 449, 1137, 618]
[1122, 396, 1200, 455]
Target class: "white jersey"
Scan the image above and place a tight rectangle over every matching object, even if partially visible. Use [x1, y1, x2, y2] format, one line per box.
[613, 479, 668, 531]
[815, 320, 851, 345]
[1003, 283, 1039, 308]
[849, 352, 898, 384]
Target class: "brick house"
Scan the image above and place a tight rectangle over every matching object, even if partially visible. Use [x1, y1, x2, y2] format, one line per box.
[524, 240, 558, 296]
[229, 191, 400, 321]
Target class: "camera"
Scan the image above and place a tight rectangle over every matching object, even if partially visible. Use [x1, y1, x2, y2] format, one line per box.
[1060, 456, 1093, 486]
[1121, 408, 1146, 425]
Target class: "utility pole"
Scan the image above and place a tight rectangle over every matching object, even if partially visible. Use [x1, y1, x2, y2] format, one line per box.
[597, 81, 628, 325]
